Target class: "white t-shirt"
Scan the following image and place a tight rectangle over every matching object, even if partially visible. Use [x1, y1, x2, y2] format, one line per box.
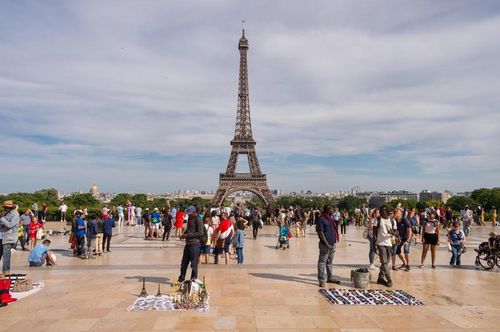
[376, 217, 396, 247]
[59, 204, 68, 212]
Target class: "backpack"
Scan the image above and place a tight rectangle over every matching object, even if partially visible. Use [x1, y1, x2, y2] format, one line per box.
[198, 220, 208, 245]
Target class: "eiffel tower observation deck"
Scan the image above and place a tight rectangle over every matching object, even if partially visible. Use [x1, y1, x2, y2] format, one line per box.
[212, 30, 274, 207]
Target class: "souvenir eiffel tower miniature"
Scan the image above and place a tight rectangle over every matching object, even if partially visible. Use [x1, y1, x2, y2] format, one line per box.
[139, 277, 148, 297]
[156, 283, 162, 297]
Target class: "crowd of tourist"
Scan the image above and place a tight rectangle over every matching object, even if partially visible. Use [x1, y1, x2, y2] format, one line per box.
[0, 198, 498, 290]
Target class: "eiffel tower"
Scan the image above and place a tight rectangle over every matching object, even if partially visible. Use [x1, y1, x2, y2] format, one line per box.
[212, 30, 274, 207]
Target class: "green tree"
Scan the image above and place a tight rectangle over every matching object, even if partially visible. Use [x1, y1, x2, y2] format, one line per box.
[387, 199, 417, 211]
[446, 196, 477, 212]
[110, 193, 133, 207]
[337, 196, 367, 213]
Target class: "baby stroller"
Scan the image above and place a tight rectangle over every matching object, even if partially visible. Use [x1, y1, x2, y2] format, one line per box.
[474, 235, 500, 270]
[276, 225, 290, 250]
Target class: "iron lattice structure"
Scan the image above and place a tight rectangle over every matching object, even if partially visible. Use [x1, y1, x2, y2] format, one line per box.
[212, 31, 274, 207]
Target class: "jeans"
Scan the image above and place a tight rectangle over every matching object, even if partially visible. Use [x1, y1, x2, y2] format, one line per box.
[318, 241, 335, 282]
[77, 236, 85, 256]
[377, 245, 392, 282]
[368, 235, 376, 265]
[179, 243, 200, 281]
[103, 233, 112, 252]
[450, 244, 462, 265]
[236, 247, 244, 264]
[23, 225, 30, 246]
[0, 240, 15, 273]
[463, 220, 471, 236]
[136, 216, 142, 226]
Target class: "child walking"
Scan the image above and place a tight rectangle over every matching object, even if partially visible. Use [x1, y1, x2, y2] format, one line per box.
[233, 219, 246, 264]
[29, 217, 43, 250]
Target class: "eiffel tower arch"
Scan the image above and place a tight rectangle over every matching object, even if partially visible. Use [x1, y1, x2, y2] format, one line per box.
[212, 30, 274, 207]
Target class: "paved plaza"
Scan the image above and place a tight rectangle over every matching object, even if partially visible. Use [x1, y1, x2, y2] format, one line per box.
[2, 223, 499, 332]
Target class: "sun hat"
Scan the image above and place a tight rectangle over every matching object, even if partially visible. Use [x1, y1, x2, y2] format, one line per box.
[154, 207, 159, 211]
[2, 200, 16, 208]
[490, 232, 497, 237]
[74, 209, 83, 215]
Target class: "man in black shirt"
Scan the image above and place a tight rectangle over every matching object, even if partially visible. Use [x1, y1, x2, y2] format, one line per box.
[178, 206, 203, 282]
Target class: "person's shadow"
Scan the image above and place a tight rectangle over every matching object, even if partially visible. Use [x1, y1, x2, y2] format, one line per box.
[124, 275, 171, 285]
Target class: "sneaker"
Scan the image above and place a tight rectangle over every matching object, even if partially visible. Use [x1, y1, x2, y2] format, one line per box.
[386, 280, 393, 287]
[369, 264, 379, 270]
[376, 278, 386, 285]
[432, 265, 436, 269]
[404, 265, 411, 272]
[319, 281, 325, 288]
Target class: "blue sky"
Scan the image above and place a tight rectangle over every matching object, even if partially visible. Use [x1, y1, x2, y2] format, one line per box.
[1, 0, 499, 194]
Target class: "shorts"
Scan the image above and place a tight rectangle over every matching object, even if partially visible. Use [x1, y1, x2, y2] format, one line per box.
[200, 245, 211, 254]
[424, 233, 438, 246]
[392, 243, 410, 255]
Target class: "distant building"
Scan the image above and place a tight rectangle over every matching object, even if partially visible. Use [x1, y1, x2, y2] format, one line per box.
[90, 182, 98, 198]
[420, 190, 451, 203]
[369, 191, 418, 203]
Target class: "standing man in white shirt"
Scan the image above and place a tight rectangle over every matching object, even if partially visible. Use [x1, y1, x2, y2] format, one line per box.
[373, 206, 395, 287]
[58, 202, 68, 223]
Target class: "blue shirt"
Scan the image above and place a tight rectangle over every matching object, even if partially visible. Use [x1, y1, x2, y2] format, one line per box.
[317, 214, 338, 246]
[449, 229, 464, 246]
[233, 229, 245, 248]
[103, 217, 115, 235]
[20, 214, 32, 226]
[75, 218, 85, 237]
[28, 244, 48, 262]
[397, 218, 412, 241]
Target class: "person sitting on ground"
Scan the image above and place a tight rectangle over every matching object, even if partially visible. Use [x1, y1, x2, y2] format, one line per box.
[28, 239, 56, 267]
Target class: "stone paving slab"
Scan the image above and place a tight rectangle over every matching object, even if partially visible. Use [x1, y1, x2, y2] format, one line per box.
[2, 223, 499, 331]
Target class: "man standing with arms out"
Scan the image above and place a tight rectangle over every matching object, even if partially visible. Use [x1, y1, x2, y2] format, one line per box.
[178, 206, 204, 282]
[316, 205, 340, 288]
[374, 206, 395, 287]
[0, 200, 20, 277]
[58, 202, 68, 223]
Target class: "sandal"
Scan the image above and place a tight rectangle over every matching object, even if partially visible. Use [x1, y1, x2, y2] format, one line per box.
[392, 266, 398, 271]
[418, 264, 424, 268]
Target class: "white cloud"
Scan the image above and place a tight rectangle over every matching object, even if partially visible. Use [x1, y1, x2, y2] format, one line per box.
[0, 0, 499, 193]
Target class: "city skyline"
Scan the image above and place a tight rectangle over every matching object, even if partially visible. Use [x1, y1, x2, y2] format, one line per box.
[1, 1, 500, 194]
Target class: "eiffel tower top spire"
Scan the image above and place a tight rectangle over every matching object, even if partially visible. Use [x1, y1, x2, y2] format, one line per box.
[233, 28, 253, 143]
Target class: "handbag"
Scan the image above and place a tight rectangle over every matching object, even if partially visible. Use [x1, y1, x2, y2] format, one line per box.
[362, 227, 368, 239]
[36, 229, 44, 240]
[259, 219, 263, 229]
[13, 279, 33, 293]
